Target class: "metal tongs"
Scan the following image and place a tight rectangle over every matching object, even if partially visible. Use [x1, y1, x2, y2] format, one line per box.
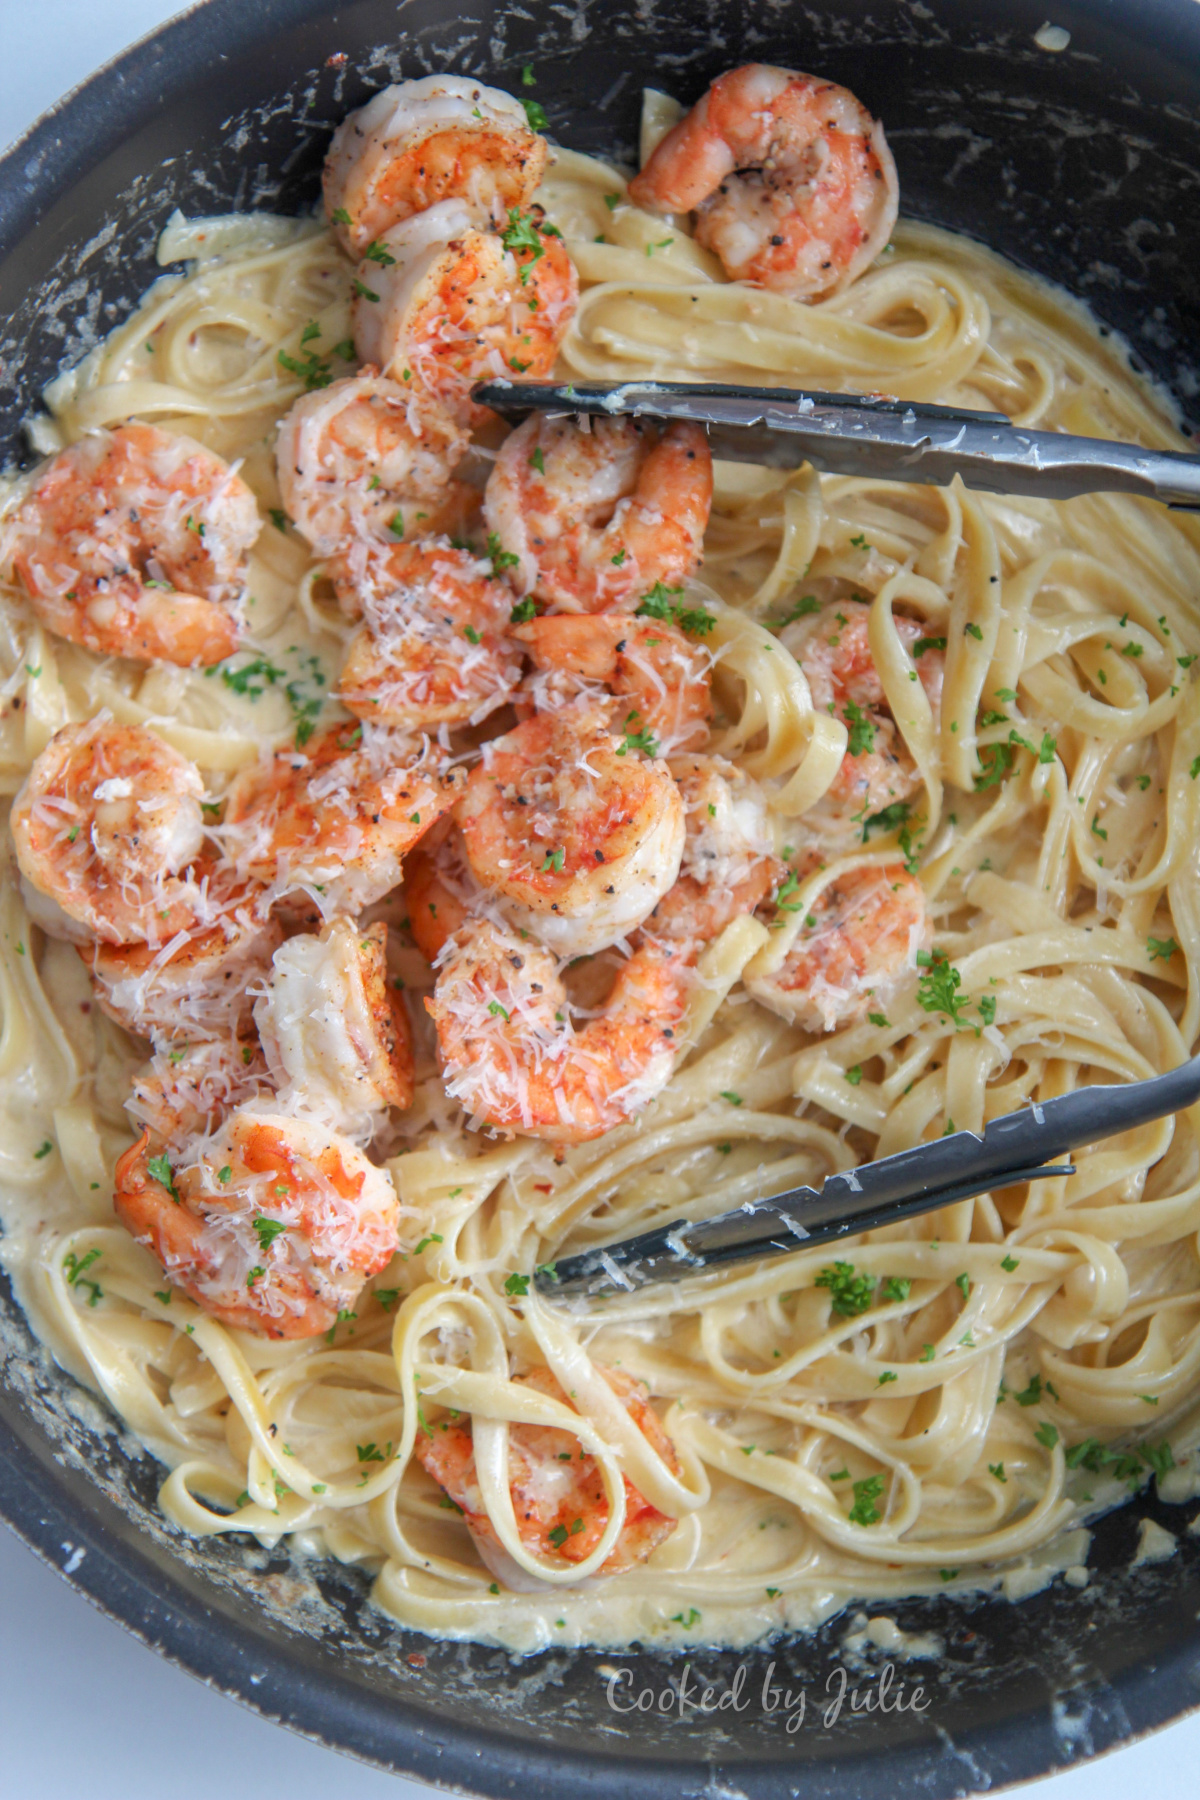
[539, 1056, 1200, 1299]
[473, 379, 1200, 508]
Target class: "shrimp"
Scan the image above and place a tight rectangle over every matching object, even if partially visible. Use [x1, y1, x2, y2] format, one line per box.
[641, 753, 779, 946]
[403, 818, 483, 963]
[455, 707, 685, 957]
[334, 538, 524, 730]
[627, 64, 898, 300]
[11, 716, 218, 946]
[416, 1365, 680, 1581]
[790, 600, 943, 829]
[113, 1110, 401, 1338]
[80, 904, 282, 1043]
[512, 612, 712, 756]
[746, 861, 927, 1032]
[426, 918, 691, 1143]
[483, 415, 711, 613]
[220, 720, 463, 918]
[352, 201, 578, 430]
[275, 369, 472, 558]
[127, 1037, 271, 1150]
[323, 75, 547, 259]
[253, 917, 413, 1139]
[4, 424, 259, 666]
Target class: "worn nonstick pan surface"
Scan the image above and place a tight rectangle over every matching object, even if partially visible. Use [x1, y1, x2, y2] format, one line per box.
[3, 3, 1200, 1794]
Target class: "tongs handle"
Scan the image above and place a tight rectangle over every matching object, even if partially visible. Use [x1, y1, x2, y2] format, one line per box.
[540, 1055, 1200, 1298]
[473, 378, 1200, 509]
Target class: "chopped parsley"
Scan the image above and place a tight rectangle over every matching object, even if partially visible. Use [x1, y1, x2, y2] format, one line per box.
[616, 718, 657, 757]
[634, 580, 715, 635]
[912, 635, 947, 657]
[363, 239, 397, 266]
[770, 593, 820, 628]
[880, 1277, 912, 1303]
[842, 701, 876, 757]
[523, 98, 549, 131]
[488, 531, 520, 578]
[509, 597, 537, 623]
[501, 206, 546, 283]
[541, 846, 566, 872]
[356, 1441, 393, 1463]
[63, 1248, 103, 1306]
[504, 1272, 531, 1297]
[252, 1216, 287, 1254]
[815, 1260, 875, 1318]
[915, 947, 972, 1026]
[848, 1473, 885, 1526]
[487, 1000, 510, 1021]
[351, 278, 381, 303]
[1147, 936, 1178, 961]
[147, 1153, 178, 1201]
[974, 742, 1015, 790]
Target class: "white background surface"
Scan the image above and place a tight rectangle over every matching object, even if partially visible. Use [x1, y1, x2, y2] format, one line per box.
[1, 4, 1199, 1795]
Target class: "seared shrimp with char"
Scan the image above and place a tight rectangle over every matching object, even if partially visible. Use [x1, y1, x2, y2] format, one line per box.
[275, 369, 472, 558]
[81, 903, 282, 1043]
[5, 424, 259, 666]
[324, 74, 547, 257]
[747, 859, 928, 1033]
[416, 1365, 680, 1578]
[12, 717, 217, 946]
[512, 610, 712, 756]
[220, 720, 462, 918]
[426, 917, 692, 1144]
[352, 200, 578, 430]
[334, 538, 524, 730]
[127, 1037, 271, 1151]
[114, 1110, 401, 1338]
[484, 414, 711, 614]
[455, 706, 685, 957]
[629, 63, 898, 299]
[254, 916, 413, 1139]
[787, 599, 943, 834]
[641, 753, 779, 947]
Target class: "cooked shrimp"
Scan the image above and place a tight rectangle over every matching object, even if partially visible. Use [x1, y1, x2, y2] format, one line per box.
[790, 600, 943, 826]
[11, 716, 217, 946]
[323, 75, 546, 258]
[426, 918, 691, 1143]
[113, 1110, 401, 1338]
[747, 861, 927, 1032]
[641, 753, 778, 945]
[81, 904, 282, 1042]
[512, 612, 712, 755]
[5, 424, 259, 665]
[254, 917, 413, 1138]
[403, 818, 483, 963]
[483, 415, 711, 613]
[352, 201, 578, 430]
[275, 369, 472, 558]
[416, 1365, 680, 1580]
[334, 538, 524, 730]
[220, 720, 463, 918]
[127, 1037, 271, 1150]
[455, 708, 685, 957]
[628, 64, 898, 300]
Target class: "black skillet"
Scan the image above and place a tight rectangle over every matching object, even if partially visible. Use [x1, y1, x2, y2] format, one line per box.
[3, 2, 1200, 1794]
